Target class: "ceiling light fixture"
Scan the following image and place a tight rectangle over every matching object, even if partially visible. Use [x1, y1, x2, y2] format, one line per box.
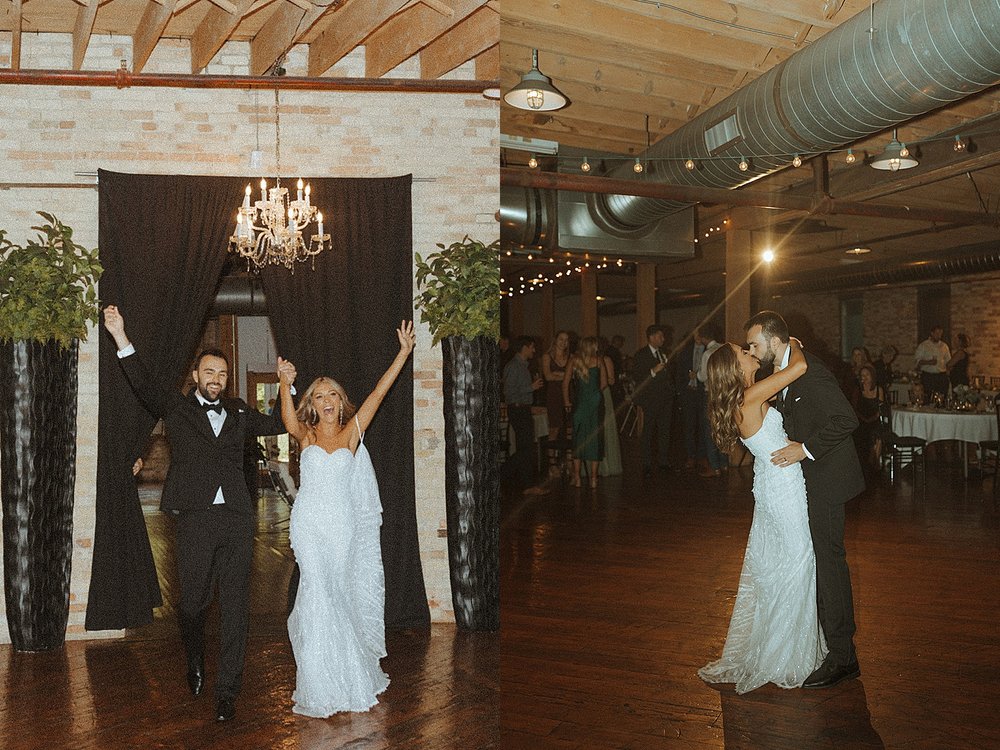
[870, 128, 919, 171]
[503, 49, 569, 111]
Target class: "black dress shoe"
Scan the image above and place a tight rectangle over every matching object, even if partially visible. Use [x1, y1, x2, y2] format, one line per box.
[216, 698, 236, 722]
[803, 659, 860, 689]
[187, 657, 205, 697]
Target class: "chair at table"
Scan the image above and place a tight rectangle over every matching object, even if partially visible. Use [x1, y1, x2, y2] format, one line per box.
[881, 401, 926, 488]
[977, 399, 1000, 493]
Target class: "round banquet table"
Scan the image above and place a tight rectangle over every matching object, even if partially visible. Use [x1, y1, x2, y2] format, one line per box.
[891, 406, 998, 477]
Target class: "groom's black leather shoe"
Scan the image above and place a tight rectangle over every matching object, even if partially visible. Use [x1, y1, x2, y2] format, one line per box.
[803, 659, 860, 689]
[187, 657, 205, 697]
[215, 698, 236, 722]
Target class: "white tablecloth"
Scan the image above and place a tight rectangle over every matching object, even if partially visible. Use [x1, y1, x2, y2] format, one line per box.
[891, 407, 997, 444]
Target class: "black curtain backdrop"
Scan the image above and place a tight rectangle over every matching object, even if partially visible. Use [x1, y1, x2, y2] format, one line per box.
[260, 175, 428, 629]
[86, 170, 428, 631]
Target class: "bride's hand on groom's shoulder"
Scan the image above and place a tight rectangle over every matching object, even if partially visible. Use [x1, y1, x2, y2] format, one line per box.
[397, 320, 415, 356]
[790, 336, 804, 349]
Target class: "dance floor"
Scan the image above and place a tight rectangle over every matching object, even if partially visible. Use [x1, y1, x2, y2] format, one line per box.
[501, 442, 1000, 749]
[0, 491, 499, 750]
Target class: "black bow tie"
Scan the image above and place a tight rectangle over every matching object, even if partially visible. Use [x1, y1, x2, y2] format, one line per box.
[201, 402, 223, 414]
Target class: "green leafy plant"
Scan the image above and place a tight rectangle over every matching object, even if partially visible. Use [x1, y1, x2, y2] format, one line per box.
[0, 212, 102, 348]
[414, 236, 500, 344]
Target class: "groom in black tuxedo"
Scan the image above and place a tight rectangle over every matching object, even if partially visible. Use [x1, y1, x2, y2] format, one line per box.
[745, 310, 865, 689]
[103, 306, 285, 722]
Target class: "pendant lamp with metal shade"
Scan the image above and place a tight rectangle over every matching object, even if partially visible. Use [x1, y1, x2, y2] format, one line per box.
[504, 49, 569, 111]
[869, 128, 918, 171]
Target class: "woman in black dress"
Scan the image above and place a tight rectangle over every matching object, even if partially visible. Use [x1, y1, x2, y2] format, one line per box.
[853, 365, 886, 478]
[947, 333, 970, 388]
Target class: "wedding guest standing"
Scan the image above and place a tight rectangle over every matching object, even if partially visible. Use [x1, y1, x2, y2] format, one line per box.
[915, 325, 951, 401]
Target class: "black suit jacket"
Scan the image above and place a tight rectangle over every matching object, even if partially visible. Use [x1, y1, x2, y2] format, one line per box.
[631, 345, 674, 409]
[782, 351, 865, 505]
[120, 352, 286, 514]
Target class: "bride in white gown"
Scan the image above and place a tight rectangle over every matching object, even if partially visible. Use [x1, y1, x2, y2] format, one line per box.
[699, 338, 827, 693]
[277, 321, 415, 717]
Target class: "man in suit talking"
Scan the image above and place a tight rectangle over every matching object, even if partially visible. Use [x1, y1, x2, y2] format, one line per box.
[631, 324, 677, 476]
[745, 310, 864, 689]
[103, 305, 286, 722]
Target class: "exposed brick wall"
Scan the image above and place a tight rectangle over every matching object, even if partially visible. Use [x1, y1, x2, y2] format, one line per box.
[0, 34, 497, 641]
[949, 274, 1000, 379]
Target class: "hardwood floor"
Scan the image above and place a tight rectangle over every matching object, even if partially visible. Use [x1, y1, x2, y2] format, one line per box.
[501, 441, 1000, 749]
[0, 492, 499, 750]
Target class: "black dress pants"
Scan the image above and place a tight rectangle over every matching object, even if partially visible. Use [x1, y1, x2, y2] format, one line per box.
[175, 506, 255, 701]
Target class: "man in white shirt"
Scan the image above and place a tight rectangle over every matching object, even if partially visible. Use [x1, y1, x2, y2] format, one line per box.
[914, 325, 951, 401]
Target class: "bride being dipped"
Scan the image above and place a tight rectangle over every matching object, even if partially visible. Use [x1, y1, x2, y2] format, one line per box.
[277, 321, 415, 718]
[697, 337, 827, 693]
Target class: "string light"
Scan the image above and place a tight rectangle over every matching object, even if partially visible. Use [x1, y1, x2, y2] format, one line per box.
[581, 156, 591, 172]
[953, 135, 967, 152]
[684, 158, 696, 170]
[738, 156, 750, 172]
[792, 154, 802, 168]
[899, 142, 910, 158]
[845, 148, 856, 164]
[633, 158, 644, 173]
[527, 154, 538, 169]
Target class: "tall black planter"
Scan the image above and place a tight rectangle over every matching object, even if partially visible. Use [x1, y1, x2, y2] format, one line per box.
[441, 335, 499, 631]
[0, 339, 79, 651]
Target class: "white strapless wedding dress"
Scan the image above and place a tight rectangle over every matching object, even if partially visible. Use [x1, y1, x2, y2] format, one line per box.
[288, 429, 388, 717]
[698, 407, 827, 693]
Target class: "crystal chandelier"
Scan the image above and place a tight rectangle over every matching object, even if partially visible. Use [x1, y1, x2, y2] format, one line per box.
[229, 88, 330, 271]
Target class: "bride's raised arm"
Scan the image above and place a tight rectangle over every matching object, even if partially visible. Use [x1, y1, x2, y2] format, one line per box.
[277, 356, 308, 444]
[351, 320, 416, 447]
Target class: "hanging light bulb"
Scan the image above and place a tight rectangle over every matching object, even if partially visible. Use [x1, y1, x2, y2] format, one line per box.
[581, 156, 591, 172]
[792, 154, 802, 168]
[738, 156, 750, 172]
[953, 135, 967, 152]
[684, 158, 696, 171]
[503, 49, 569, 111]
[845, 148, 857, 164]
[633, 158, 644, 173]
[527, 154, 538, 169]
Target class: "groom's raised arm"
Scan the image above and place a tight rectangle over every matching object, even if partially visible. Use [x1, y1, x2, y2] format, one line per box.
[103, 305, 177, 419]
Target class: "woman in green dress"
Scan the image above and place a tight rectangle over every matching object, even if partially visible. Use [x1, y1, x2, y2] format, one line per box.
[563, 337, 608, 488]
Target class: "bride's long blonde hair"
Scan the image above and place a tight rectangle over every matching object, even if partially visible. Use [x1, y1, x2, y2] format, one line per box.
[706, 344, 746, 452]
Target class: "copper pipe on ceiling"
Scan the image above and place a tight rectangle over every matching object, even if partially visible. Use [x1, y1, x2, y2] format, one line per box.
[0, 68, 497, 94]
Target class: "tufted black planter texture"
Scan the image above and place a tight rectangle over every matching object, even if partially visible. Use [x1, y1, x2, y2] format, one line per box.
[0, 339, 79, 651]
[441, 335, 499, 631]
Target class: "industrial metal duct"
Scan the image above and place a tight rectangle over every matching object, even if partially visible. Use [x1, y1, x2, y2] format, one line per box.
[598, 0, 1000, 231]
[503, 0, 1000, 247]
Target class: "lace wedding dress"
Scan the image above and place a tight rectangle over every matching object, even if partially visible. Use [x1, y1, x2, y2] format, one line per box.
[288, 422, 388, 717]
[698, 407, 827, 693]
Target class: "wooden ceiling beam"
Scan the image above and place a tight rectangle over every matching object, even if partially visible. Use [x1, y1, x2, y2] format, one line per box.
[420, 6, 497, 79]
[191, 0, 254, 73]
[132, 0, 178, 74]
[503, 0, 790, 73]
[500, 167, 1000, 226]
[592, 0, 808, 51]
[501, 123, 646, 156]
[250, 3, 327, 76]
[503, 109, 674, 152]
[500, 22, 741, 91]
[72, 0, 99, 70]
[307, 0, 409, 77]
[475, 44, 498, 80]
[364, 0, 487, 78]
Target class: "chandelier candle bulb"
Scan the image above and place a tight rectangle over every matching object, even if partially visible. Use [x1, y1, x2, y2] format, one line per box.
[317, 212, 323, 237]
[305, 183, 311, 206]
[260, 178, 267, 202]
[297, 178, 303, 202]
[243, 185, 251, 209]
